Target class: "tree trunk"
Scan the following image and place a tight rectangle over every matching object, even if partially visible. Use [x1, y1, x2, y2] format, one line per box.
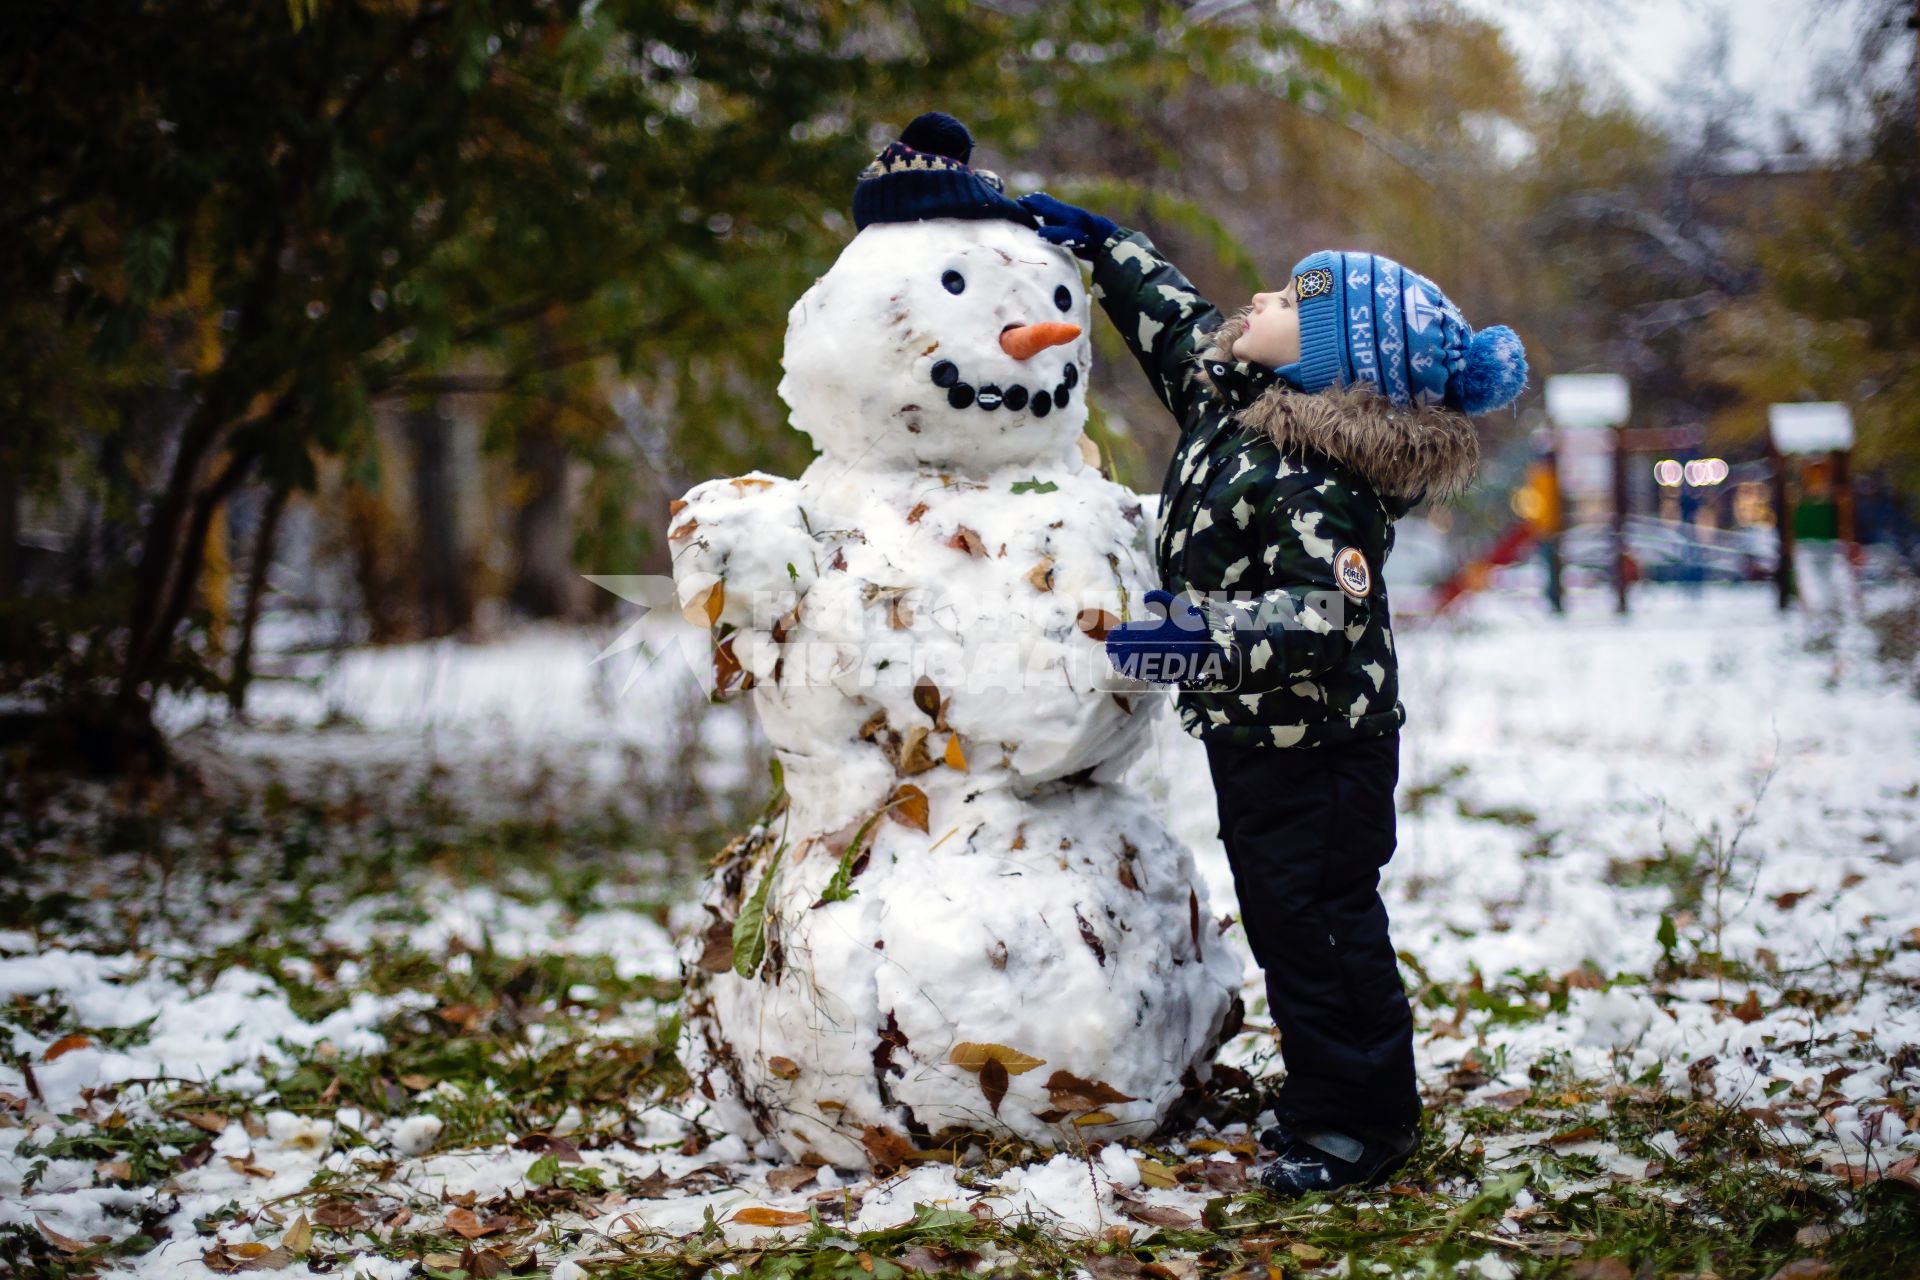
[510, 408, 578, 620]
[0, 465, 16, 599]
[107, 436, 259, 771]
[228, 484, 290, 716]
[407, 400, 472, 639]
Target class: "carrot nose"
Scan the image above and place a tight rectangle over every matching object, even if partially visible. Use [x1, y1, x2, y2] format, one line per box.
[999, 322, 1081, 361]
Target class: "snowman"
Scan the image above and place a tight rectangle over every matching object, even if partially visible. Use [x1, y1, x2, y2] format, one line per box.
[669, 114, 1242, 1170]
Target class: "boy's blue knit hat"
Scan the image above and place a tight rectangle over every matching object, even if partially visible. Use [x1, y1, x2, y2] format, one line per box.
[1280, 251, 1528, 415]
[852, 112, 1037, 231]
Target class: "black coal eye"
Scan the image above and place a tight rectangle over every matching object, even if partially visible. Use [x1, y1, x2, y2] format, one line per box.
[942, 270, 965, 295]
[1054, 285, 1072, 312]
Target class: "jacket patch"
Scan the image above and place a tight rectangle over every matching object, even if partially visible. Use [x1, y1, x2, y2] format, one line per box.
[1334, 546, 1372, 601]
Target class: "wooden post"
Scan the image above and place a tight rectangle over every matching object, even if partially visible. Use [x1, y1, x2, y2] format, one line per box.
[1611, 426, 1630, 615]
[1833, 445, 1859, 612]
[1768, 441, 1796, 612]
[1831, 447, 1855, 544]
[1543, 442, 1564, 615]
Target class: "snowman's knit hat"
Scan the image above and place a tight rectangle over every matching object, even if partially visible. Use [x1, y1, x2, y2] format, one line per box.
[853, 112, 1037, 231]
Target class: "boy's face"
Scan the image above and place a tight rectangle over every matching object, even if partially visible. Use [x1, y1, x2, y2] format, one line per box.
[1230, 283, 1301, 367]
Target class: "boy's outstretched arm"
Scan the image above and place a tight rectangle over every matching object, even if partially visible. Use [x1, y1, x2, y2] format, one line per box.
[1020, 193, 1223, 429]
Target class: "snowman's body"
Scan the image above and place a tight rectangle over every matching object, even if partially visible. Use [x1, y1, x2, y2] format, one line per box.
[670, 218, 1241, 1168]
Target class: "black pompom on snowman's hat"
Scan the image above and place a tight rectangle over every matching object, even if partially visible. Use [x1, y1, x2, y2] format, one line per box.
[852, 111, 1037, 231]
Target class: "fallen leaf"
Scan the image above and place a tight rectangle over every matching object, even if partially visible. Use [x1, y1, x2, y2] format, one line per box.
[181, 1110, 229, 1135]
[949, 1043, 1046, 1075]
[898, 1243, 985, 1273]
[461, 1245, 509, 1279]
[398, 1073, 433, 1091]
[422, 1253, 463, 1269]
[714, 633, 743, 693]
[95, 1159, 132, 1181]
[732, 1206, 811, 1226]
[310, 1202, 365, 1230]
[682, 581, 725, 627]
[766, 1166, 818, 1193]
[1200, 1160, 1247, 1191]
[943, 735, 968, 771]
[979, 1056, 1009, 1116]
[43, 1034, 91, 1062]
[668, 498, 687, 516]
[1135, 1159, 1177, 1189]
[282, 1215, 312, 1254]
[906, 502, 928, 524]
[242, 1246, 295, 1272]
[730, 476, 774, 490]
[1568, 1259, 1632, 1280]
[668, 516, 698, 541]
[899, 725, 937, 775]
[36, 1218, 88, 1253]
[913, 677, 942, 719]
[861, 1125, 916, 1174]
[515, 1132, 582, 1162]
[888, 784, 930, 832]
[224, 1154, 275, 1178]
[1289, 1243, 1328, 1263]
[946, 526, 987, 557]
[1549, 1125, 1600, 1145]
[445, 1206, 504, 1240]
[1046, 1070, 1138, 1111]
[1122, 1203, 1197, 1229]
[768, 1056, 801, 1080]
[1075, 609, 1118, 642]
[1772, 889, 1814, 910]
[696, 919, 734, 973]
[1025, 556, 1056, 592]
[1732, 990, 1764, 1024]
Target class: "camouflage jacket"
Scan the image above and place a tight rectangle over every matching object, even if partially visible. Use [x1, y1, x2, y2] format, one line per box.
[1090, 229, 1479, 748]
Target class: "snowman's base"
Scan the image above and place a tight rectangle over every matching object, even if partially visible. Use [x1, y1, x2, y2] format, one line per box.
[677, 776, 1245, 1170]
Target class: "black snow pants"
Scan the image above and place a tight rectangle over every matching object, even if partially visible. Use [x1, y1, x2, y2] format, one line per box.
[1204, 730, 1420, 1132]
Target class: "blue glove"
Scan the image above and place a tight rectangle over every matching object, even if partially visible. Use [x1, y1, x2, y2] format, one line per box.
[1019, 192, 1117, 261]
[1105, 589, 1217, 684]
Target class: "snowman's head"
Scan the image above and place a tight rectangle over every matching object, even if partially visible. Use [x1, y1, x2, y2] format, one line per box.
[778, 218, 1092, 475]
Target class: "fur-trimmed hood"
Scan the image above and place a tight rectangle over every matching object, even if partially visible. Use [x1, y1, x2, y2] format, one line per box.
[1199, 312, 1480, 503]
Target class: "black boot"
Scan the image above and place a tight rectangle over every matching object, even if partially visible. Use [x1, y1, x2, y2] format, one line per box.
[1257, 1125, 1418, 1197]
[1257, 1110, 1301, 1152]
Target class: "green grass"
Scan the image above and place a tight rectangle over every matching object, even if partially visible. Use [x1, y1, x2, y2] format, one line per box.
[4, 754, 1918, 1280]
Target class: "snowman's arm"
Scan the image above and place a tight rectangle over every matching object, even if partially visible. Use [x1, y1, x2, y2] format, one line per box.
[1190, 488, 1379, 693]
[668, 474, 818, 632]
[1088, 228, 1224, 428]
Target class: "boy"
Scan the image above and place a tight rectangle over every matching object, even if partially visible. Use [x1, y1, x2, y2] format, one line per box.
[1019, 192, 1526, 1195]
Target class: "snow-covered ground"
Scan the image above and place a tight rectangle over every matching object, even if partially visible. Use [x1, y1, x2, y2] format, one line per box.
[5, 584, 1918, 1275]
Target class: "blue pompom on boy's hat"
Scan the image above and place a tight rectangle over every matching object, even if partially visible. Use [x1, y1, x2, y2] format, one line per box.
[1279, 251, 1528, 415]
[852, 112, 1037, 231]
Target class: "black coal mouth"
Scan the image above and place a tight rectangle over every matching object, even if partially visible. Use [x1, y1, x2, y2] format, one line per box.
[928, 358, 1078, 417]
